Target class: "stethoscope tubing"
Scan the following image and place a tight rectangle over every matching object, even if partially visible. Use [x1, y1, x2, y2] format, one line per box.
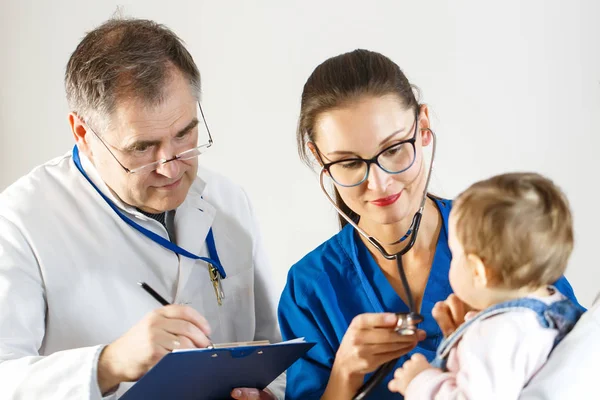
[317, 129, 437, 399]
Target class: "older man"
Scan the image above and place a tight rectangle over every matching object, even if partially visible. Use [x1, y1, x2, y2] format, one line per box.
[0, 18, 283, 399]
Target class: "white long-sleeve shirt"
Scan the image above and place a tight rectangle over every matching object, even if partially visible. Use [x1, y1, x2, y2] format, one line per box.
[406, 291, 564, 399]
[520, 295, 600, 399]
[0, 150, 285, 399]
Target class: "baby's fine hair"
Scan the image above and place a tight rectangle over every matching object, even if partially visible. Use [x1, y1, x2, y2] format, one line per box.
[453, 172, 573, 288]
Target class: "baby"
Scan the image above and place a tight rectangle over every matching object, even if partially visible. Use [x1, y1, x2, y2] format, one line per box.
[389, 172, 584, 399]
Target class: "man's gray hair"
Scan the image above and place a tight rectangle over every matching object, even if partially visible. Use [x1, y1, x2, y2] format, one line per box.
[65, 18, 201, 131]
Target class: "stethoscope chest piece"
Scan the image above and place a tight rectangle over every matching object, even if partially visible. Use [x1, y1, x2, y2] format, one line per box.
[317, 128, 437, 400]
[394, 312, 424, 335]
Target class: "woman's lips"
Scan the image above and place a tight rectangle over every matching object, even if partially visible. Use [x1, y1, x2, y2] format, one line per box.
[370, 191, 402, 207]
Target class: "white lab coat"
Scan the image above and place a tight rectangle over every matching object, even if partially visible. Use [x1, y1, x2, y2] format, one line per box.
[0, 150, 285, 399]
[520, 297, 600, 399]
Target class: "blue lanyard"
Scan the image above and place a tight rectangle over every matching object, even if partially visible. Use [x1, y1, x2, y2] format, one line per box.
[72, 146, 226, 279]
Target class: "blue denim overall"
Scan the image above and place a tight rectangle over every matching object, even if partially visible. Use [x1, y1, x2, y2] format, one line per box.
[430, 290, 584, 371]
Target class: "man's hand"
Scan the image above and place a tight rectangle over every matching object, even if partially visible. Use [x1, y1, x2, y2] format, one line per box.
[97, 305, 212, 394]
[388, 353, 434, 395]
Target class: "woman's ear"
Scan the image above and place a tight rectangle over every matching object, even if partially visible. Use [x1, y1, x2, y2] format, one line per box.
[307, 142, 324, 167]
[467, 253, 489, 288]
[418, 104, 433, 147]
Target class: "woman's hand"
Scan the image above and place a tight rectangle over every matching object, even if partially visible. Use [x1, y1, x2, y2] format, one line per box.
[230, 388, 276, 400]
[322, 312, 426, 400]
[432, 294, 474, 337]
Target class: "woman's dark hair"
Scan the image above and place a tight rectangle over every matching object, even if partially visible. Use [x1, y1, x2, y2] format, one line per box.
[297, 49, 420, 228]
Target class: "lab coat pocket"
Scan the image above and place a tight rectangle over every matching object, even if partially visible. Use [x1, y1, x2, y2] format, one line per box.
[216, 266, 255, 341]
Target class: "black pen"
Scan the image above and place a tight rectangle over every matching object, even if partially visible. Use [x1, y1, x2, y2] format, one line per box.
[138, 281, 214, 348]
[138, 281, 170, 306]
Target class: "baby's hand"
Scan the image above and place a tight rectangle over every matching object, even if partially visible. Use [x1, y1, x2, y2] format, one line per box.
[388, 353, 432, 395]
[432, 294, 471, 337]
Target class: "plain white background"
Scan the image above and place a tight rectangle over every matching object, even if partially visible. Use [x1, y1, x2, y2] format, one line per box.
[1, 0, 599, 307]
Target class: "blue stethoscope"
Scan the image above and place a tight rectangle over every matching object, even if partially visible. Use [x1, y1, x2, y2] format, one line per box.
[319, 129, 437, 399]
[71, 146, 227, 295]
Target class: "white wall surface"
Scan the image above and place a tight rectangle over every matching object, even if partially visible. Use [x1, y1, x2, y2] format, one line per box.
[1, 0, 599, 306]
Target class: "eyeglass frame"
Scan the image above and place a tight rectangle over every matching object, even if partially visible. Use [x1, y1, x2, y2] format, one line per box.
[314, 111, 419, 187]
[84, 101, 213, 174]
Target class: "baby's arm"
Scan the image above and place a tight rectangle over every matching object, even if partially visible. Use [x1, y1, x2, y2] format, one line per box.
[400, 311, 557, 399]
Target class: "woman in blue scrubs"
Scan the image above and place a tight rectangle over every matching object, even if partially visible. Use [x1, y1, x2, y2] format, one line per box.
[277, 49, 581, 400]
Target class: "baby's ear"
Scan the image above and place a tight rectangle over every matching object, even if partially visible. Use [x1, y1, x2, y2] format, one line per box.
[467, 253, 489, 288]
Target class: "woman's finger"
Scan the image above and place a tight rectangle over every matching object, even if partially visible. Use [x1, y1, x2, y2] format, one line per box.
[230, 388, 270, 400]
[350, 313, 399, 329]
[361, 341, 419, 357]
[364, 349, 419, 373]
[348, 325, 421, 346]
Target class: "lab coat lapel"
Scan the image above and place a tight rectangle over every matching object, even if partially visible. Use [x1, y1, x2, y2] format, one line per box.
[173, 180, 216, 300]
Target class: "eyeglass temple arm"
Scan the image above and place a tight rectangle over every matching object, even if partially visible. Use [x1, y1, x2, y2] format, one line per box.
[198, 101, 213, 146]
[87, 124, 132, 173]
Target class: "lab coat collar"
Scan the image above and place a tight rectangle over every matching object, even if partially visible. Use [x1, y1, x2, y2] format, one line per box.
[77, 151, 144, 216]
[75, 150, 215, 231]
[175, 179, 217, 247]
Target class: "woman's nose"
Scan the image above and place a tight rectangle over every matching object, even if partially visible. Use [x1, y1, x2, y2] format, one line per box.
[366, 163, 392, 191]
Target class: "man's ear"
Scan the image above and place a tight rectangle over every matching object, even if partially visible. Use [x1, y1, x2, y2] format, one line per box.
[68, 113, 93, 158]
[467, 253, 489, 288]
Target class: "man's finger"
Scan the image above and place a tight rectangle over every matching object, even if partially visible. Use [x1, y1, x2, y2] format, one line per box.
[159, 305, 212, 336]
[173, 335, 195, 350]
[163, 319, 211, 348]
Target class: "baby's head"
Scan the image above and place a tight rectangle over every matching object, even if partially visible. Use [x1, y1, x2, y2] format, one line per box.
[448, 172, 573, 309]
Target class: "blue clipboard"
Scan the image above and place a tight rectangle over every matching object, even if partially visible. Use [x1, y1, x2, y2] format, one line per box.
[120, 341, 315, 400]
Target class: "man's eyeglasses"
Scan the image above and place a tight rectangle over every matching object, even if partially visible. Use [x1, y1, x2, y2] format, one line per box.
[316, 113, 418, 187]
[86, 102, 213, 174]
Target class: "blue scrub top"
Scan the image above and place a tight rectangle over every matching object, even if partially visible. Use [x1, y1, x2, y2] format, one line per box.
[278, 198, 581, 400]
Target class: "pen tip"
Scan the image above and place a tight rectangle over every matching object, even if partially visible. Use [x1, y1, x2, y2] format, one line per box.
[137, 281, 143, 286]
